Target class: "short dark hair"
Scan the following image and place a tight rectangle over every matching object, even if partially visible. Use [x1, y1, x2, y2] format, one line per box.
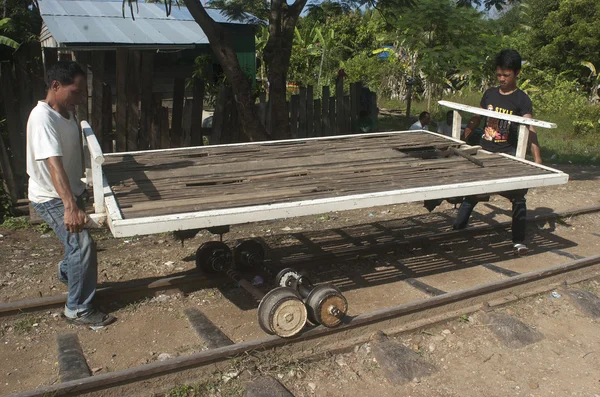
[46, 61, 86, 87]
[419, 111, 430, 121]
[495, 49, 522, 73]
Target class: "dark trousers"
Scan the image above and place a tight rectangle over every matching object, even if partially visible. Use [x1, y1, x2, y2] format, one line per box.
[453, 189, 528, 244]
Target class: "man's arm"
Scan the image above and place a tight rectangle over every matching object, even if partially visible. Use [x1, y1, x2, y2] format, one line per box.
[46, 156, 88, 233]
[463, 114, 481, 141]
[523, 114, 542, 164]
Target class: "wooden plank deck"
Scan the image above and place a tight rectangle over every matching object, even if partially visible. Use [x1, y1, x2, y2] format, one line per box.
[102, 131, 560, 221]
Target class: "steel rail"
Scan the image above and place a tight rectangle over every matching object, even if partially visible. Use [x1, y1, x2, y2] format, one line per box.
[1, 204, 599, 317]
[8, 253, 600, 397]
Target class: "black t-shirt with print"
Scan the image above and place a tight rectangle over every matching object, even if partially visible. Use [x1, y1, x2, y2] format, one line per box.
[479, 87, 533, 154]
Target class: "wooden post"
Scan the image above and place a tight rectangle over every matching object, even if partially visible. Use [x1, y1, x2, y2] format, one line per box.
[139, 51, 154, 150]
[306, 85, 314, 138]
[336, 76, 344, 136]
[329, 96, 336, 136]
[298, 87, 307, 138]
[0, 62, 25, 198]
[126, 50, 141, 151]
[91, 51, 105, 146]
[321, 85, 330, 135]
[290, 94, 299, 138]
[452, 110, 462, 140]
[211, 83, 227, 145]
[516, 124, 530, 159]
[115, 48, 128, 152]
[170, 77, 185, 147]
[313, 98, 322, 137]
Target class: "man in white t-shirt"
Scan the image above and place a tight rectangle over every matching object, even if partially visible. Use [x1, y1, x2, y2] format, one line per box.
[27, 61, 115, 327]
[409, 111, 430, 131]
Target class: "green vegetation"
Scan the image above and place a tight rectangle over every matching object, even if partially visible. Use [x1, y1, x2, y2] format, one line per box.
[276, 0, 600, 164]
[1, 216, 29, 230]
[13, 315, 42, 335]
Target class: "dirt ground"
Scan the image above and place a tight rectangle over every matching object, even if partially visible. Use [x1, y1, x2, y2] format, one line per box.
[0, 163, 599, 396]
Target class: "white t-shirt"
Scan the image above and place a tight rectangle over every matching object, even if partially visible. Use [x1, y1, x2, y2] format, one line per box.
[27, 101, 86, 203]
[409, 120, 428, 131]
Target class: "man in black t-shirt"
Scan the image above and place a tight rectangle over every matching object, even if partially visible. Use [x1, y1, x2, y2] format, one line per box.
[453, 49, 542, 256]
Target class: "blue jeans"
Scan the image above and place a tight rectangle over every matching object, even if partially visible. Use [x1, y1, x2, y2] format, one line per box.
[453, 189, 528, 244]
[32, 195, 97, 312]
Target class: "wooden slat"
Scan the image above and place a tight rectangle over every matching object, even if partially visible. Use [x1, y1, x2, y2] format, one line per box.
[91, 51, 105, 146]
[126, 50, 141, 151]
[298, 87, 307, 138]
[313, 98, 321, 137]
[290, 95, 299, 139]
[306, 85, 314, 138]
[321, 86, 330, 136]
[115, 48, 128, 152]
[211, 83, 227, 145]
[170, 77, 185, 147]
[139, 51, 154, 150]
[159, 107, 170, 149]
[336, 77, 344, 135]
[191, 79, 205, 146]
[328, 96, 336, 136]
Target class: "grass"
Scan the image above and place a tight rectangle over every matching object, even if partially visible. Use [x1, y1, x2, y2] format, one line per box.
[164, 350, 309, 397]
[377, 92, 600, 165]
[13, 315, 42, 335]
[123, 297, 151, 313]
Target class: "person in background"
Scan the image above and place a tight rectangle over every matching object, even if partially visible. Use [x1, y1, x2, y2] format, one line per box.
[452, 49, 542, 256]
[409, 111, 431, 131]
[27, 61, 115, 327]
[437, 110, 453, 137]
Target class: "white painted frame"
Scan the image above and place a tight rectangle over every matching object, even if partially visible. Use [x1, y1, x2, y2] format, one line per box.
[85, 121, 567, 238]
[81, 121, 105, 214]
[438, 100, 557, 160]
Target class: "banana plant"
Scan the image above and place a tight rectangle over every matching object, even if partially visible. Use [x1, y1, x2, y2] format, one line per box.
[581, 61, 600, 102]
[0, 18, 19, 50]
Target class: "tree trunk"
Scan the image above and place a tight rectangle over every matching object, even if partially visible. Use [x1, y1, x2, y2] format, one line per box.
[183, 0, 268, 142]
[263, 0, 308, 139]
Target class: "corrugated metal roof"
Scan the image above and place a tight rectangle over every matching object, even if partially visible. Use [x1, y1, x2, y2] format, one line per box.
[38, 0, 257, 48]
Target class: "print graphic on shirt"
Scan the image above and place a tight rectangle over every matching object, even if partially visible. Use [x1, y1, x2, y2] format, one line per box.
[484, 104, 513, 142]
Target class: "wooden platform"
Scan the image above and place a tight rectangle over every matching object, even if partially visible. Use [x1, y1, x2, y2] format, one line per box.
[97, 131, 568, 237]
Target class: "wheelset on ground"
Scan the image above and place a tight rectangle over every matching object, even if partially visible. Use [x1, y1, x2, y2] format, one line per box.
[194, 238, 348, 337]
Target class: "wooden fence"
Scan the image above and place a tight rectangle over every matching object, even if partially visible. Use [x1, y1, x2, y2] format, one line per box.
[0, 46, 378, 202]
[211, 77, 378, 144]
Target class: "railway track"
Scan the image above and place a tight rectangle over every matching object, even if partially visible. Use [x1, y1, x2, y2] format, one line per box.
[3, 204, 600, 397]
[2, 204, 599, 318]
